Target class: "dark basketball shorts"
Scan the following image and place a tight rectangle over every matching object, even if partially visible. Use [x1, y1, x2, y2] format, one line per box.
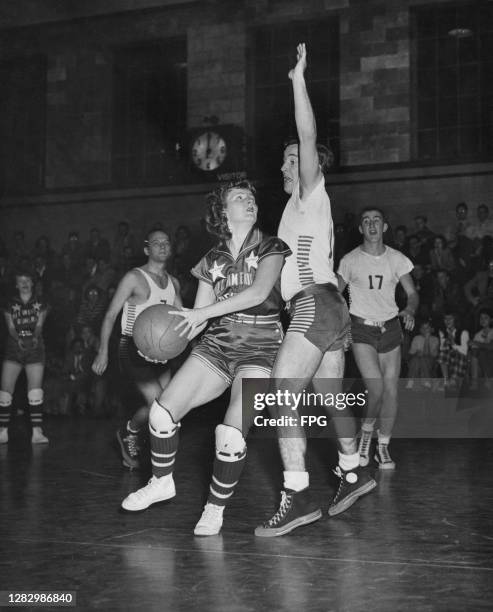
[191, 317, 283, 385]
[118, 335, 168, 384]
[350, 316, 403, 353]
[286, 284, 350, 353]
[3, 336, 45, 366]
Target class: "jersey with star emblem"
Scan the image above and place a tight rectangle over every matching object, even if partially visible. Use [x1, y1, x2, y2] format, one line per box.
[4, 296, 48, 336]
[191, 228, 291, 316]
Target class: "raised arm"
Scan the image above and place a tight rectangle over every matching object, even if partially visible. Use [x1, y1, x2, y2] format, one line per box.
[290, 42, 322, 198]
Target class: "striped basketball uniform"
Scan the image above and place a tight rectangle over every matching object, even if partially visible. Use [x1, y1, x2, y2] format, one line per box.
[119, 268, 176, 382]
[278, 178, 350, 352]
[338, 246, 413, 353]
[190, 227, 291, 384]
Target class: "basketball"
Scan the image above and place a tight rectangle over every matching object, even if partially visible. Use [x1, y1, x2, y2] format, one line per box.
[133, 304, 188, 362]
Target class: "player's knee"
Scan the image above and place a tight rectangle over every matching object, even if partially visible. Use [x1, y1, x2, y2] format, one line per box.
[215, 424, 246, 461]
[27, 388, 43, 406]
[149, 399, 179, 435]
[0, 390, 13, 407]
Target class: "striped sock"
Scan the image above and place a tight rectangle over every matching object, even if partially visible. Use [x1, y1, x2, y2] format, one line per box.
[0, 392, 12, 428]
[207, 447, 246, 506]
[149, 403, 180, 478]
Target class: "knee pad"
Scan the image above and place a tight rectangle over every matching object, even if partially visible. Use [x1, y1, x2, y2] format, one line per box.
[149, 400, 179, 437]
[215, 424, 246, 461]
[0, 390, 12, 407]
[28, 388, 44, 406]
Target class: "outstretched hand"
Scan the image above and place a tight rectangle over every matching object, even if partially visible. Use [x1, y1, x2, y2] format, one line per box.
[288, 42, 307, 80]
[170, 308, 208, 340]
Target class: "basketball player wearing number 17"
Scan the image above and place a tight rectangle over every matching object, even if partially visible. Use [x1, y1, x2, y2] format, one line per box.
[92, 230, 182, 470]
[337, 209, 418, 470]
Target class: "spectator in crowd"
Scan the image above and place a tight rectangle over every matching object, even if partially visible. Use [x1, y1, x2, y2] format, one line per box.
[429, 235, 455, 274]
[83, 257, 116, 294]
[437, 312, 470, 391]
[414, 215, 435, 251]
[75, 285, 107, 336]
[84, 227, 111, 263]
[466, 204, 493, 243]
[406, 319, 439, 389]
[464, 256, 493, 321]
[0, 253, 12, 308]
[55, 252, 82, 291]
[407, 234, 430, 267]
[113, 221, 136, 268]
[11, 230, 29, 266]
[411, 263, 435, 320]
[61, 231, 85, 270]
[33, 235, 57, 267]
[392, 225, 408, 253]
[445, 202, 472, 247]
[61, 332, 102, 416]
[431, 269, 466, 324]
[469, 309, 493, 390]
[33, 254, 55, 300]
[171, 225, 198, 307]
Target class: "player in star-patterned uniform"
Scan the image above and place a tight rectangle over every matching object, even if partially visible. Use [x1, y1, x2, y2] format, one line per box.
[0, 270, 50, 444]
[121, 179, 291, 536]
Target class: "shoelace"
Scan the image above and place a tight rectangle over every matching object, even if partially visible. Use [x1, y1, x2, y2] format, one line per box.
[359, 432, 372, 457]
[378, 444, 392, 463]
[265, 491, 292, 527]
[200, 504, 223, 523]
[332, 467, 345, 502]
[131, 477, 161, 499]
[124, 433, 139, 457]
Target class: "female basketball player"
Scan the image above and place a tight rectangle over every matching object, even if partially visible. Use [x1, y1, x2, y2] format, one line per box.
[0, 270, 49, 444]
[121, 179, 291, 537]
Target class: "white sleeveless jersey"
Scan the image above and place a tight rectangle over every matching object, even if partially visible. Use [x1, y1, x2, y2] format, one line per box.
[278, 177, 337, 301]
[121, 268, 176, 336]
[337, 246, 413, 321]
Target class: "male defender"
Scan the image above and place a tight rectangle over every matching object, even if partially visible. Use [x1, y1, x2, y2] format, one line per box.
[255, 43, 376, 538]
[338, 208, 418, 469]
[92, 229, 181, 468]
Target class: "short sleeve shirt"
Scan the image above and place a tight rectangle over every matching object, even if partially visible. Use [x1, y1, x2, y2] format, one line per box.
[338, 246, 413, 321]
[191, 227, 291, 316]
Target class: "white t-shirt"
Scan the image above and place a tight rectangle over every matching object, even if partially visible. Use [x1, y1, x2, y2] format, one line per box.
[338, 246, 413, 321]
[278, 177, 337, 301]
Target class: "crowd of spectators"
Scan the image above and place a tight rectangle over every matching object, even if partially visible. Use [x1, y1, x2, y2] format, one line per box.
[0, 221, 204, 416]
[1, 201, 492, 417]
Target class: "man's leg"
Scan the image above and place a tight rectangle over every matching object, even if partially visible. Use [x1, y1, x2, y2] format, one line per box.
[373, 346, 401, 469]
[351, 342, 383, 466]
[121, 355, 229, 512]
[313, 350, 376, 516]
[255, 333, 324, 537]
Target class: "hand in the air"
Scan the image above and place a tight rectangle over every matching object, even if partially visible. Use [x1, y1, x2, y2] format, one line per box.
[288, 42, 307, 80]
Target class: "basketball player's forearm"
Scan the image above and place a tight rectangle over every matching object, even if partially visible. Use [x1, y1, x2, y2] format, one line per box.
[199, 286, 269, 320]
[292, 74, 317, 143]
[404, 292, 419, 315]
[98, 316, 115, 354]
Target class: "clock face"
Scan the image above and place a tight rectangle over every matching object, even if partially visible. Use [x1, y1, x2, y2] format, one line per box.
[191, 131, 227, 171]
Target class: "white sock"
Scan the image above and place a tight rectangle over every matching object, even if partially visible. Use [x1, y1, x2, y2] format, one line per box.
[283, 470, 309, 492]
[338, 451, 359, 472]
[378, 431, 391, 446]
[361, 423, 374, 434]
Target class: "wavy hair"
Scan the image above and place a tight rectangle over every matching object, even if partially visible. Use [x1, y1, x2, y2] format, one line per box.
[205, 179, 257, 241]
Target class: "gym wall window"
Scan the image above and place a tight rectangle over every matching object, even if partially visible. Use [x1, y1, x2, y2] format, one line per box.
[0, 55, 47, 195]
[112, 38, 187, 187]
[411, 1, 493, 163]
[248, 18, 340, 180]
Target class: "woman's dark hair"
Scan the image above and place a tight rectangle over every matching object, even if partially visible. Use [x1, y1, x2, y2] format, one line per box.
[205, 179, 256, 241]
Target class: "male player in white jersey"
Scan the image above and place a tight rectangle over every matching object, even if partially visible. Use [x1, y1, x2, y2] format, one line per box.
[92, 229, 182, 469]
[255, 43, 376, 537]
[338, 208, 418, 469]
